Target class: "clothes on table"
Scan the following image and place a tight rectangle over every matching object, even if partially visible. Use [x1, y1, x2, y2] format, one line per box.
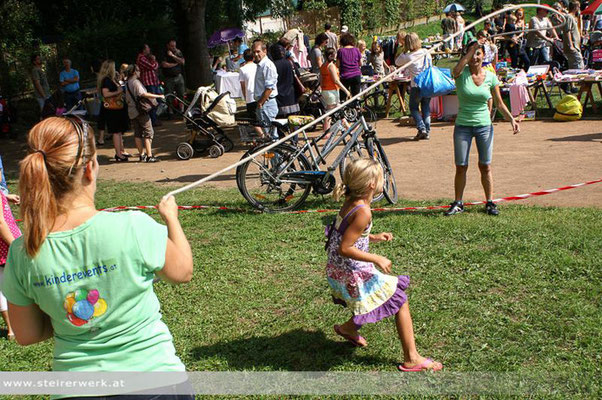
[507, 71, 530, 117]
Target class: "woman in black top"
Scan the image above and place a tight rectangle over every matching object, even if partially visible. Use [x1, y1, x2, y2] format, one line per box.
[270, 44, 300, 117]
[97, 60, 130, 161]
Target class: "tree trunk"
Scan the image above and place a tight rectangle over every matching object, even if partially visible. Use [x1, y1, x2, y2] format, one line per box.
[180, 0, 213, 89]
[475, 1, 484, 18]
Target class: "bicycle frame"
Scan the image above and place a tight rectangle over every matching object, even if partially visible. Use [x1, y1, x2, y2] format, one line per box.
[258, 112, 373, 186]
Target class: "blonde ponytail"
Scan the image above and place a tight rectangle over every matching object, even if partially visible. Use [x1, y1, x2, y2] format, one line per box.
[19, 117, 96, 257]
[332, 183, 347, 202]
[19, 151, 57, 257]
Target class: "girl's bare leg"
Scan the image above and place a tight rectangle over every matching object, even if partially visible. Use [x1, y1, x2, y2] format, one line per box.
[395, 302, 442, 369]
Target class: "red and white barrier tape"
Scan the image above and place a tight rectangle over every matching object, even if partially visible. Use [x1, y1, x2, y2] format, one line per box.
[98, 178, 602, 215]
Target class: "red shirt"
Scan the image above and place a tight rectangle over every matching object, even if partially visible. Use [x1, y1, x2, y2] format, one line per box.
[136, 53, 159, 87]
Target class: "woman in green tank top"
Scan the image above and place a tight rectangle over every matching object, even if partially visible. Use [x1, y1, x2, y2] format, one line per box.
[445, 42, 520, 217]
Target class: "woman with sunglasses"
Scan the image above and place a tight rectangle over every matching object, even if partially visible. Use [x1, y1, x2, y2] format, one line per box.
[1, 117, 194, 398]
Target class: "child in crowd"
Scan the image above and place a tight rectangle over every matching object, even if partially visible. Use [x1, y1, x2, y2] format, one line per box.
[0, 164, 21, 340]
[320, 47, 351, 136]
[370, 41, 387, 77]
[357, 40, 370, 66]
[478, 30, 498, 74]
[325, 158, 443, 372]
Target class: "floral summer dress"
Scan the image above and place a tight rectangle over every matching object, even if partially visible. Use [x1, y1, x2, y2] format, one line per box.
[0, 192, 22, 265]
[325, 205, 409, 328]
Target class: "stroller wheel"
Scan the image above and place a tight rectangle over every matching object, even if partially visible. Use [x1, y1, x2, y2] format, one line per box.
[215, 133, 234, 152]
[176, 142, 194, 160]
[209, 144, 224, 158]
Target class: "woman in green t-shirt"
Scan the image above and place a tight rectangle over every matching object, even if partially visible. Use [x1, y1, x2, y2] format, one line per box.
[2, 117, 194, 398]
[445, 42, 520, 217]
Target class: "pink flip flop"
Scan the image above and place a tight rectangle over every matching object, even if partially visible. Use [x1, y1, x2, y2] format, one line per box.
[334, 325, 367, 347]
[397, 358, 443, 372]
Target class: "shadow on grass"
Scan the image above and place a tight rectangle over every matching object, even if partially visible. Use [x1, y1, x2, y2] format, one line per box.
[191, 329, 386, 370]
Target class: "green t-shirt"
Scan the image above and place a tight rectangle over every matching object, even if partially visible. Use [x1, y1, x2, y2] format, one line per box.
[32, 66, 51, 99]
[455, 67, 499, 127]
[2, 211, 185, 374]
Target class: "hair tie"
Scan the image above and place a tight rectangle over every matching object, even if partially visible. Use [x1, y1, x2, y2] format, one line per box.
[34, 149, 47, 163]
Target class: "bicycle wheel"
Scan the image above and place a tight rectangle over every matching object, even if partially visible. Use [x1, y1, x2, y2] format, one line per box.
[364, 91, 386, 111]
[215, 132, 234, 153]
[236, 143, 312, 212]
[338, 141, 366, 181]
[366, 138, 398, 204]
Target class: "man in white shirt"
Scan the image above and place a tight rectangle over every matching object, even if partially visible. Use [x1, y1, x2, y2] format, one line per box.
[239, 49, 257, 116]
[252, 40, 279, 140]
[239, 48, 263, 137]
[526, 7, 558, 65]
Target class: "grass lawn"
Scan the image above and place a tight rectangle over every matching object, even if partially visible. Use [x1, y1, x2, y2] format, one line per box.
[0, 179, 600, 397]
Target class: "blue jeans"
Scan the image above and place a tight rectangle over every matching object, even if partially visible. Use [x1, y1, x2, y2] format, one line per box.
[145, 85, 161, 125]
[409, 87, 431, 133]
[453, 125, 494, 166]
[528, 47, 551, 65]
[256, 98, 278, 139]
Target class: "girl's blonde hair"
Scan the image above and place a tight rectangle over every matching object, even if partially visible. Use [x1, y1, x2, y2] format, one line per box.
[19, 117, 96, 257]
[357, 39, 366, 49]
[97, 60, 116, 93]
[333, 158, 384, 201]
[404, 32, 422, 53]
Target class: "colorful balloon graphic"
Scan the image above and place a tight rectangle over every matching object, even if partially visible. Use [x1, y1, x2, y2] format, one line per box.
[87, 289, 99, 305]
[74, 289, 88, 301]
[64, 288, 107, 326]
[73, 300, 94, 320]
[67, 312, 88, 326]
[63, 297, 76, 314]
[93, 299, 107, 317]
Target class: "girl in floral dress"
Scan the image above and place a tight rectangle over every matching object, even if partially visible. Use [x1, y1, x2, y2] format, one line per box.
[0, 172, 22, 340]
[326, 158, 442, 372]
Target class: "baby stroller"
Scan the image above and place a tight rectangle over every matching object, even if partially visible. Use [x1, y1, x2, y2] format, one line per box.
[41, 90, 66, 119]
[585, 31, 602, 68]
[299, 84, 326, 123]
[167, 87, 236, 160]
[550, 39, 569, 71]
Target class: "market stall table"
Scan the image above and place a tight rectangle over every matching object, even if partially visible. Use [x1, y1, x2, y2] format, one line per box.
[552, 70, 602, 113]
[577, 79, 602, 112]
[214, 71, 243, 99]
[385, 76, 411, 118]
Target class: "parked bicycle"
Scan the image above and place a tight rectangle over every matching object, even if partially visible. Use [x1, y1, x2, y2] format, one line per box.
[235, 101, 397, 212]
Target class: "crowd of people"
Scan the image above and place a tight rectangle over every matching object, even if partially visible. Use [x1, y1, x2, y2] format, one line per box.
[441, 1, 599, 73]
[29, 39, 188, 163]
[230, 23, 416, 140]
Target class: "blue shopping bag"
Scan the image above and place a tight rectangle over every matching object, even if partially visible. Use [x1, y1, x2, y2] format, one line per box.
[414, 56, 456, 98]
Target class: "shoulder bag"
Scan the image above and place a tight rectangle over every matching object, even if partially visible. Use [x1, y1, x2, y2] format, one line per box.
[126, 80, 157, 114]
[414, 55, 456, 98]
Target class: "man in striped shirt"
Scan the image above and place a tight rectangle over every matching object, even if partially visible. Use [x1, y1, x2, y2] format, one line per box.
[137, 44, 162, 127]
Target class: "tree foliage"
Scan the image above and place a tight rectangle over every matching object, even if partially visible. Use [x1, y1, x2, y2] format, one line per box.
[0, 0, 43, 96]
[33, 0, 175, 73]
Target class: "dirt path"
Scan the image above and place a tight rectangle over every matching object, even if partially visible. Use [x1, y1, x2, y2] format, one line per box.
[2, 118, 601, 208]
